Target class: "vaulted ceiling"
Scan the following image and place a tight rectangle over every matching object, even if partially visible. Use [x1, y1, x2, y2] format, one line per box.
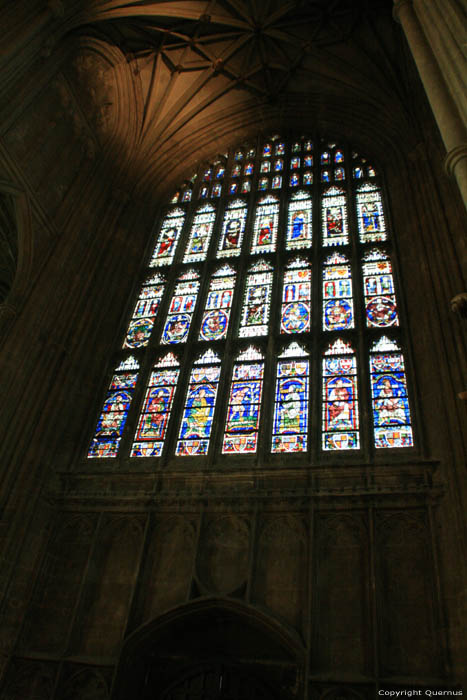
[56, 0, 417, 197]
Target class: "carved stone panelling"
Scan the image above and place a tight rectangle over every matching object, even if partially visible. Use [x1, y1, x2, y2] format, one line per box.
[56, 668, 109, 700]
[18, 515, 96, 654]
[74, 517, 144, 658]
[1, 659, 56, 700]
[197, 516, 250, 595]
[134, 516, 196, 625]
[313, 514, 370, 675]
[376, 511, 438, 677]
[252, 515, 306, 629]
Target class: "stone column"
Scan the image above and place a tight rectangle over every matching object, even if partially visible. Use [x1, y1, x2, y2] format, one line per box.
[393, 0, 467, 209]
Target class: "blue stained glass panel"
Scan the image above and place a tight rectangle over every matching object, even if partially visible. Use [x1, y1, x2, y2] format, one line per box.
[199, 266, 236, 341]
[272, 354, 309, 453]
[183, 205, 216, 263]
[356, 184, 387, 243]
[362, 251, 399, 327]
[123, 274, 165, 348]
[322, 253, 354, 330]
[88, 357, 140, 458]
[176, 359, 221, 456]
[281, 260, 311, 334]
[370, 337, 414, 448]
[161, 271, 200, 344]
[222, 349, 264, 454]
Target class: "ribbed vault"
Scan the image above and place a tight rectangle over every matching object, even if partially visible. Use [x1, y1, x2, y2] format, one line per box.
[57, 0, 417, 197]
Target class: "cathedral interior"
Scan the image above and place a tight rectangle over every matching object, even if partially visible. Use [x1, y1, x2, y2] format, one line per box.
[0, 0, 466, 698]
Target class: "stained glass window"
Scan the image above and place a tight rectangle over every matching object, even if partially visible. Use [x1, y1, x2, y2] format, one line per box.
[149, 208, 186, 267]
[123, 273, 165, 349]
[322, 339, 359, 450]
[183, 204, 216, 263]
[94, 134, 416, 461]
[199, 265, 236, 341]
[176, 349, 221, 456]
[322, 186, 348, 246]
[239, 260, 273, 337]
[88, 356, 139, 458]
[251, 195, 279, 254]
[161, 269, 200, 344]
[217, 199, 247, 258]
[356, 183, 387, 243]
[272, 343, 309, 453]
[362, 250, 399, 327]
[370, 337, 413, 448]
[131, 353, 180, 457]
[281, 258, 311, 334]
[322, 252, 354, 331]
[222, 346, 264, 454]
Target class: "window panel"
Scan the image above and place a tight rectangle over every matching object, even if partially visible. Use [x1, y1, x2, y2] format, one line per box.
[370, 337, 413, 448]
[199, 265, 236, 341]
[362, 250, 399, 327]
[183, 204, 216, 263]
[161, 269, 200, 344]
[131, 353, 180, 456]
[222, 346, 264, 454]
[88, 357, 140, 458]
[251, 195, 279, 254]
[322, 186, 349, 246]
[322, 252, 354, 331]
[322, 339, 359, 450]
[281, 258, 311, 334]
[149, 208, 186, 267]
[123, 273, 165, 348]
[239, 260, 273, 337]
[286, 190, 312, 250]
[272, 343, 309, 453]
[356, 183, 387, 243]
[217, 199, 247, 258]
[176, 349, 221, 456]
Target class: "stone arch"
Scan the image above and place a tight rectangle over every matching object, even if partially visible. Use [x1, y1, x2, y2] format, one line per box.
[0, 179, 33, 332]
[112, 598, 305, 700]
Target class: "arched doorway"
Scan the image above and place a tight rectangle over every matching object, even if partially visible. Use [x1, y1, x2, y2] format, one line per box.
[112, 599, 304, 700]
[160, 664, 276, 700]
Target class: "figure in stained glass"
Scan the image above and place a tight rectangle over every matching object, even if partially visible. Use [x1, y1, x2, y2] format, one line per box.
[322, 341, 359, 450]
[281, 260, 311, 334]
[251, 197, 279, 254]
[176, 353, 221, 455]
[362, 251, 399, 327]
[322, 188, 348, 246]
[89, 358, 140, 458]
[199, 266, 236, 341]
[370, 337, 413, 448]
[290, 174, 299, 187]
[150, 210, 186, 267]
[161, 272, 199, 344]
[274, 159, 283, 171]
[303, 171, 313, 185]
[272, 176, 282, 189]
[356, 184, 387, 243]
[183, 205, 216, 262]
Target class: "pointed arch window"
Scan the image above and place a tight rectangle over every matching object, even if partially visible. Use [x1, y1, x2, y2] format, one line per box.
[87, 135, 417, 462]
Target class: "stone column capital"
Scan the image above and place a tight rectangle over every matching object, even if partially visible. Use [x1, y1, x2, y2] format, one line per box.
[444, 144, 467, 178]
[392, 0, 413, 23]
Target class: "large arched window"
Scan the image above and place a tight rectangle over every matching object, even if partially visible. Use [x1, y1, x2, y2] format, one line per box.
[88, 135, 416, 462]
